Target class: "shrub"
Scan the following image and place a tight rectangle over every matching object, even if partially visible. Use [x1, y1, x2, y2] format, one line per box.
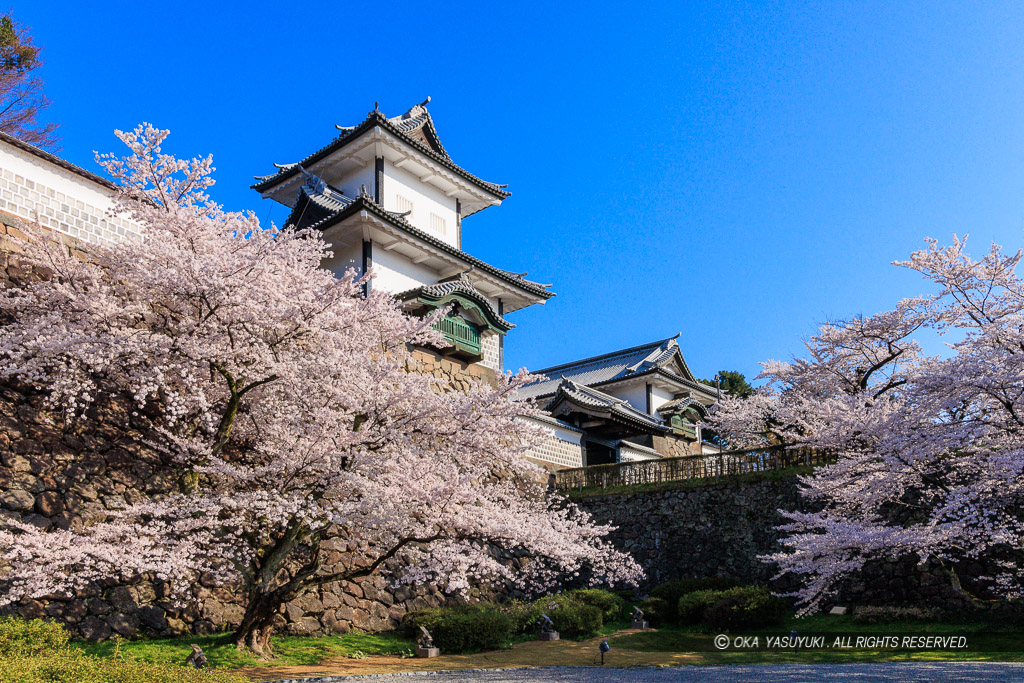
[401, 604, 513, 653]
[0, 650, 250, 682]
[0, 617, 247, 683]
[650, 577, 741, 623]
[702, 586, 787, 631]
[852, 606, 941, 624]
[549, 603, 602, 638]
[528, 593, 604, 638]
[677, 589, 722, 625]
[565, 589, 626, 622]
[637, 597, 670, 627]
[0, 616, 69, 658]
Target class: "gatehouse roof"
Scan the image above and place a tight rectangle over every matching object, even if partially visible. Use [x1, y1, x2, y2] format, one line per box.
[544, 379, 670, 434]
[517, 336, 716, 402]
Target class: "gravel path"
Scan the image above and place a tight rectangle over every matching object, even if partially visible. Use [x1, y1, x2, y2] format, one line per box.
[266, 662, 1024, 682]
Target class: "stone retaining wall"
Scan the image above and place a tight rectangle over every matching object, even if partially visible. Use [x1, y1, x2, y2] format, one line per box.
[0, 214, 502, 641]
[574, 476, 970, 610]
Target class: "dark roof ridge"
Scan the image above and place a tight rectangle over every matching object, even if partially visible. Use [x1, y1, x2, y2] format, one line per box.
[302, 194, 554, 300]
[251, 105, 510, 202]
[0, 130, 117, 191]
[532, 334, 681, 376]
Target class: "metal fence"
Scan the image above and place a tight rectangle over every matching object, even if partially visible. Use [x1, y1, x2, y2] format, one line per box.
[554, 446, 832, 491]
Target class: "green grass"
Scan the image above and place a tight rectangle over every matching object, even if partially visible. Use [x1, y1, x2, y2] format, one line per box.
[610, 613, 1024, 664]
[73, 630, 415, 670]
[564, 466, 814, 499]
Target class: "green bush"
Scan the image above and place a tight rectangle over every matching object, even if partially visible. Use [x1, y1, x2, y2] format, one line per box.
[0, 616, 69, 657]
[637, 597, 670, 627]
[0, 650, 250, 682]
[565, 589, 626, 622]
[650, 577, 741, 623]
[528, 593, 604, 638]
[851, 606, 941, 624]
[676, 589, 722, 625]
[702, 586, 787, 631]
[0, 617, 246, 683]
[402, 604, 513, 653]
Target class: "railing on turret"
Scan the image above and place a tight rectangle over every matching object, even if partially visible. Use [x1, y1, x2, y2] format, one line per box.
[433, 315, 482, 356]
[554, 446, 833, 492]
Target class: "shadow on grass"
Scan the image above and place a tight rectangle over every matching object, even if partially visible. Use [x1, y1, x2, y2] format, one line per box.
[73, 630, 414, 669]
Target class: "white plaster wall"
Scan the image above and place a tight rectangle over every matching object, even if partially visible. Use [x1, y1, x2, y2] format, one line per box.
[650, 385, 676, 413]
[328, 164, 375, 200]
[604, 381, 649, 414]
[0, 143, 141, 246]
[321, 241, 362, 280]
[371, 246, 438, 294]
[383, 161, 458, 247]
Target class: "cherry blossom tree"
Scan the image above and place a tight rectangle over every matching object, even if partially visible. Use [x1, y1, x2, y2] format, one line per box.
[0, 125, 642, 656]
[707, 234, 1024, 614]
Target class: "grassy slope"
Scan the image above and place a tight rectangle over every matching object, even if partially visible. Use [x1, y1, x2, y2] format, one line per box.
[73, 630, 414, 670]
[71, 613, 1024, 674]
[612, 613, 1024, 664]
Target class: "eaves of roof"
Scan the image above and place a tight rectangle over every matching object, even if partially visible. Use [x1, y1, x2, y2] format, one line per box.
[546, 381, 670, 434]
[251, 111, 510, 201]
[308, 195, 554, 301]
[531, 335, 680, 378]
[0, 131, 117, 191]
[526, 367, 718, 403]
[397, 278, 515, 332]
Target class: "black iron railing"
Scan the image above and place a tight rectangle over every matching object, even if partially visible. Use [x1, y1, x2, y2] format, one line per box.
[554, 446, 832, 491]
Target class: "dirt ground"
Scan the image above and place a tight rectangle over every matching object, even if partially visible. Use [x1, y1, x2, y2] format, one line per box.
[236, 630, 695, 681]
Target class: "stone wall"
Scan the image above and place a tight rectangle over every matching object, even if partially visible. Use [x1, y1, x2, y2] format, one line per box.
[0, 217, 507, 641]
[574, 475, 969, 610]
[0, 376, 468, 640]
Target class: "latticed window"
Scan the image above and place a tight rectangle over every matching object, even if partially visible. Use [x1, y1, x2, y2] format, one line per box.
[430, 212, 446, 236]
[395, 194, 413, 219]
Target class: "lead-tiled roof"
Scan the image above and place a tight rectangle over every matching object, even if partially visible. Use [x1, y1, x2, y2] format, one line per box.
[545, 379, 670, 433]
[252, 100, 508, 201]
[517, 336, 712, 401]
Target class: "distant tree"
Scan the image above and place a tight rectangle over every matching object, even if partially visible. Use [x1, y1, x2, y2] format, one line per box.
[0, 14, 58, 149]
[700, 370, 754, 399]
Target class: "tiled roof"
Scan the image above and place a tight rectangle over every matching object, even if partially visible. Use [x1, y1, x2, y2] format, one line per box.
[616, 441, 663, 458]
[282, 174, 355, 230]
[298, 191, 553, 301]
[517, 336, 714, 401]
[544, 379, 670, 434]
[252, 100, 509, 201]
[656, 396, 710, 415]
[520, 413, 584, 433]
[397, 275, 515, 331]
[0, 130, 117, 191]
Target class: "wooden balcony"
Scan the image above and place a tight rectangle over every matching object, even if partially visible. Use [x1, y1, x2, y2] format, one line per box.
[434, 315, 482, 359]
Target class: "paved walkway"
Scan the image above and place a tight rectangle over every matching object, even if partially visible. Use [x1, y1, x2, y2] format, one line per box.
[266, 662, 1024, 682]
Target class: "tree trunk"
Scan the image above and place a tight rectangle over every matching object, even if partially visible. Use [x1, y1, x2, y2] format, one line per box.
[234, 592, 280, 659]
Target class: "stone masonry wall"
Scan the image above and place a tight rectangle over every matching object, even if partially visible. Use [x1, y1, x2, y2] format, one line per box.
[575, 476, 970, 611]
[0, 215, 506, 640]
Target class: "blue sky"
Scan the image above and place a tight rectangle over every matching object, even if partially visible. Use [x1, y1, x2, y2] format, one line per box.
[22, 1, 1024, 379]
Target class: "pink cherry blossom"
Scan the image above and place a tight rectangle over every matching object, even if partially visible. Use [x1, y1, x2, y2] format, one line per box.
[706, 233, 1024, 614]
[0, 124, 643, 656]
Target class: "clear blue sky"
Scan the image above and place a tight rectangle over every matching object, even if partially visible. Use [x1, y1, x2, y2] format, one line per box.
[22, 1, 1024, 380]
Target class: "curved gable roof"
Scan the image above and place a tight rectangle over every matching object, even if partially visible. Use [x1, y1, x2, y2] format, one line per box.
[252, 100, 509, 202]
[517, 336, 716, 402]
